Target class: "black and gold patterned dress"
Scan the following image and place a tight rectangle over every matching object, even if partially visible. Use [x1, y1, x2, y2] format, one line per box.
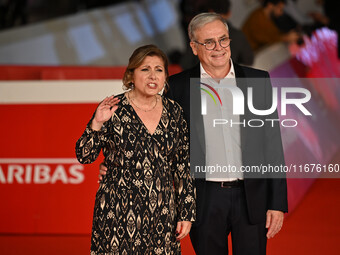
[75, 94, 195, 255]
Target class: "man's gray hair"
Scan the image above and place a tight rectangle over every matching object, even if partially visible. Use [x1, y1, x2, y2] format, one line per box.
[188, 12, 229, 41]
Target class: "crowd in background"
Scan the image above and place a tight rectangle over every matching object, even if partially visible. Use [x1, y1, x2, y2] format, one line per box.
[0, 0, 126, 30]
[0, 0, 339, 61]
[177, 0, 339, 66]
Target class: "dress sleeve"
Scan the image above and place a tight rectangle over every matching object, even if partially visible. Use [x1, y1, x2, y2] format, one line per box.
[75, 114, 109, 164]
[173, 105, 196, 222]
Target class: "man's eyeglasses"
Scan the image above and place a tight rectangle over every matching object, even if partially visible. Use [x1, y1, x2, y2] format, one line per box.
[194, 37, 232, 50]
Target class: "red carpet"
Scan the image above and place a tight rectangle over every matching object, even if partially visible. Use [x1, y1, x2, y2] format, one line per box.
[267, 178, 340, 255]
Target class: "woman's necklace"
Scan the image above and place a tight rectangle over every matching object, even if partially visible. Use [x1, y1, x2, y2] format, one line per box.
[128, 92, 158, 112]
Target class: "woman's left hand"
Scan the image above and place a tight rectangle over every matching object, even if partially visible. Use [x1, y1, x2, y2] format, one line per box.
[176, 221, 192, 241]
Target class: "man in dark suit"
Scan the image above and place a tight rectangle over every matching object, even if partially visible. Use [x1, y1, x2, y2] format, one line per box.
[168, 13, 287, 255]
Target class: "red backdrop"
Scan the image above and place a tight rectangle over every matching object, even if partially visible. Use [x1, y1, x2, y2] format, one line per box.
[0, 103, 101, 234]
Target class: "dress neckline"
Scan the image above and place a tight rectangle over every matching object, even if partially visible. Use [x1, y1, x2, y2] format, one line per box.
[123, 92, 166, 136]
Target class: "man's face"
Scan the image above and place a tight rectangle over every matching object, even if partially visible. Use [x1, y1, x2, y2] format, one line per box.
[272, 2, 285, 17]
[190, 20, 231, 72]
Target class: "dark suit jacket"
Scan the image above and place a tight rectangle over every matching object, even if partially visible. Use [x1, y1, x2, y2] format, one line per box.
[166, 63, 288, 225]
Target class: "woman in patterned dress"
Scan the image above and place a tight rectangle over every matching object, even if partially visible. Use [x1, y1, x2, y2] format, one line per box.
[75, 45, 195, 255]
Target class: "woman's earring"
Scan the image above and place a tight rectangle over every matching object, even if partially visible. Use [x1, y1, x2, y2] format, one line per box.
[164, 81, 169, 92]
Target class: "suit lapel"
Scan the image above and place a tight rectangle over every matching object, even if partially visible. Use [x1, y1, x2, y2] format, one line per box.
[234, 63, 248, 152]
[189, 65, 206, 158]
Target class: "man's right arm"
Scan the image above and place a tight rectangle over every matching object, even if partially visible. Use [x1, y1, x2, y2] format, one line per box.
[98, 162, 107, 182]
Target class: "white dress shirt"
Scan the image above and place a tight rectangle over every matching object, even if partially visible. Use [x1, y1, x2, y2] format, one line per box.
[200, 60, 243, 181]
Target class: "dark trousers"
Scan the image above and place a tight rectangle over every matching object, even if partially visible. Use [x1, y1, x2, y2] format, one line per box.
[190, 182, 267, 255]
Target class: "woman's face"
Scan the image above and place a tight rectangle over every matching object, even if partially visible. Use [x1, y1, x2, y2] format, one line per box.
[132, 55, 166, 97]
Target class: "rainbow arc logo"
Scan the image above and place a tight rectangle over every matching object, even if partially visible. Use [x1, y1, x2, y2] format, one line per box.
[200, 82, 222, 115]
[200, 82, 222, 106]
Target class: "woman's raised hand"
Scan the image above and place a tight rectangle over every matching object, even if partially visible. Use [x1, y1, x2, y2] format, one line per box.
[91, 96, 120, 130]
